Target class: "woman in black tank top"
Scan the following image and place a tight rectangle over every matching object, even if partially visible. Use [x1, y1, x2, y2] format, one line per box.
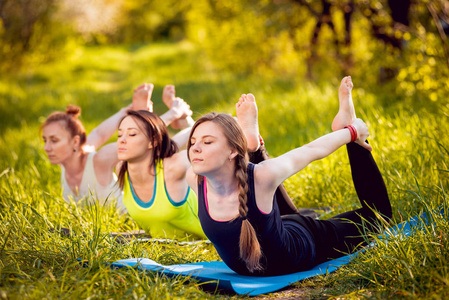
[185, 78, 392, 276]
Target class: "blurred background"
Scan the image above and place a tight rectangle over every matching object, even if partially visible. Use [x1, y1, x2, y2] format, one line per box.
[1, 0, 448, 95]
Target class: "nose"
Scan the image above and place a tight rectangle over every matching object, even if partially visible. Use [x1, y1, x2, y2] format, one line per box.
[118, 135, 126, 143]
[44, 142, 51, 152]
[190, 142, 201, 153]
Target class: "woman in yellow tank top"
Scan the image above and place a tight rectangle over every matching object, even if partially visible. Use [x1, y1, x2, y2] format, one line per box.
[116, 110, 206, 239]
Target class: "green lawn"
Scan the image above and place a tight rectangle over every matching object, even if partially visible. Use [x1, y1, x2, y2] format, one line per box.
[1, 41, 448, 299]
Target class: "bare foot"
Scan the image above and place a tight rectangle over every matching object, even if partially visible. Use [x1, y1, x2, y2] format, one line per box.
[162, 85, 175, 108]
[163, 85, 192, 129]
[331, 76, 356, 131]
[132, 83, 154, 111]
[236, 93, 260, 152]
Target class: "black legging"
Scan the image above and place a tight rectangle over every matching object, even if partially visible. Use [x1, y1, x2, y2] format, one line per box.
[283, 141, 392, 264]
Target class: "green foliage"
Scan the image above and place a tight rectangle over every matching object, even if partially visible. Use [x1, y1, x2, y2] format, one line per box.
[1, 41, 449, 298]
[2, 0, 448, 109]
[113, 0, 190, 44]
[0, 0, 81, 73]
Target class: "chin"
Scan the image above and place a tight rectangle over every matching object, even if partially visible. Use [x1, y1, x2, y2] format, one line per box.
[191, 165, 204, 175]
[47, 157, 59, 165]
[117, 154, 128, 161]
[192, 165, 212, 177]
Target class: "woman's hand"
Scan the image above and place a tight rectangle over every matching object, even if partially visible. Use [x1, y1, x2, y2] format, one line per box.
[352, 118, 372, 151]
[169, 98, 193, 129]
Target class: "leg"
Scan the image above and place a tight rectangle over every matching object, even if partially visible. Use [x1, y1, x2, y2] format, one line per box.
[331, 76, 390, 218]
[316, 142, 391, 262]
[344, 142, 392, 221]
[296, 77, 391, 263]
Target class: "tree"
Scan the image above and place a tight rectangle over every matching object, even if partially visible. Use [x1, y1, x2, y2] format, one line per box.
[0, 0, 55, 68]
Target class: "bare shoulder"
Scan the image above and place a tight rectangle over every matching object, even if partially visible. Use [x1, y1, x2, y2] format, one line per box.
[252, 160, 282, 192]
[163, 150, 189, 177]
[166, 150, 189, 167]
[93, 143, 118, 164]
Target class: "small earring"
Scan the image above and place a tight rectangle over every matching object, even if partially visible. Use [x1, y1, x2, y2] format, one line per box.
[73, 149, 76, 152]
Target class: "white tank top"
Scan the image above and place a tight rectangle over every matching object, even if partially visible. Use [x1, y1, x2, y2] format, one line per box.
[60, 152, 124, 209]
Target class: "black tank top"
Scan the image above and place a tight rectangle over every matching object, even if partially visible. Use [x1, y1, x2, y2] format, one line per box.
[197, 163, 316, 276]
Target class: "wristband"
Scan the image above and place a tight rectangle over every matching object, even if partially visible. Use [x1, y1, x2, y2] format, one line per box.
[344, 125, 357, 143]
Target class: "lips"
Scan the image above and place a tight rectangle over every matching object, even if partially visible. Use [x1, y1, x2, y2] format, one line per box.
[191, 158, 202, 163]
[118, 148, 127, 152]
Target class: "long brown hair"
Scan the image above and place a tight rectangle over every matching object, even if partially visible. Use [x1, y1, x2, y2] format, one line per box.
[117, 110, 178, 189]
[187, 112, 263, 272]
[41, 105, 87, 146]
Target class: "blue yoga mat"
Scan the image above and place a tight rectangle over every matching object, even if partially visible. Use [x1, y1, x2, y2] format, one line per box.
[111, 208, 445, 296]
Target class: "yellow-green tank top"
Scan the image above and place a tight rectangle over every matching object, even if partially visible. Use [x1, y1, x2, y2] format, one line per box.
[123, 160, 206, 239]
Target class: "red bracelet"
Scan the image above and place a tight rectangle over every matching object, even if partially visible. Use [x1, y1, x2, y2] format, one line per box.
[344, 125, 357, 142]
[345, 126, 355, 142]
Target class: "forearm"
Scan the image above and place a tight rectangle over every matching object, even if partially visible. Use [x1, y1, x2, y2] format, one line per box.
[264, 128, 352, 186]
[304, 128, 352, 161]
[87, 106, 129, 149]
[172, 126, 193, 148]
[159, 109, 178, 125]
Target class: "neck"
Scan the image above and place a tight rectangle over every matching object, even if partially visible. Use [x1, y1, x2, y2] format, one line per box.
[127, 153, 155, 185]
[61, 151, 86, 176]
[204, 163, 239, 197]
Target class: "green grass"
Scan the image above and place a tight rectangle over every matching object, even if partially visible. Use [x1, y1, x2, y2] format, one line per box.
[1, 41, 449, 299]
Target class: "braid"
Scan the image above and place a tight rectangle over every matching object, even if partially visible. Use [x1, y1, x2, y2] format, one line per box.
[236, 155, 262, 272]
[187, 112, 263, 272]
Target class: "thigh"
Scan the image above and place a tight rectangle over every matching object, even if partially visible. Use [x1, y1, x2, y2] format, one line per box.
[283, 210, 368, 265]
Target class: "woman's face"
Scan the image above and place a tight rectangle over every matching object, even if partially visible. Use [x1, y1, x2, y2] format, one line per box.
[42, 122, 76, 165]
[189, 121, 237, 176]
[117, 116, 153, 163]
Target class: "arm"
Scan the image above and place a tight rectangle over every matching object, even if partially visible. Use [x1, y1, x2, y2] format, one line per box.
[92, 142, 120, 185]
[86, 106, 130, 151]
[255, 118, 371, 192]
[171, 126, 193, 148]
